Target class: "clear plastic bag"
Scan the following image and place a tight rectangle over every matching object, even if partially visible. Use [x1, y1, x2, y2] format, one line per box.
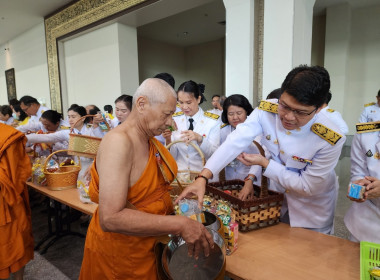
[77, 174, 93, 204]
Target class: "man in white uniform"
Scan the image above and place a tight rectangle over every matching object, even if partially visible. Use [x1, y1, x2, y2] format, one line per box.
[177, 65, 345, 234]
[17, 95, 50, 133]
[207, 95, 223, 116]
[359, 89, 380, 123]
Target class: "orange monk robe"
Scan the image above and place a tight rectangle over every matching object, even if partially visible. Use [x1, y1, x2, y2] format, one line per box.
[79, 138, 177, 280]
[0, 124, 34, 279]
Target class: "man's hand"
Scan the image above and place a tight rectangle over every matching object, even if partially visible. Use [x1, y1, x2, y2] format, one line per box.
[364, 176, 380, 199]
[178, 216, 214, 259]
[347, 178, 369, 203]
[92, 113, 104, 128]
[238, 178, 254, 201]
[237, 152, 269, 168]
[162, 129, 172, 145]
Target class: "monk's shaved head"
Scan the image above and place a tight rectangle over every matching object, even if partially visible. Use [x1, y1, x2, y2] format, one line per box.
[132, 78, 176, 107]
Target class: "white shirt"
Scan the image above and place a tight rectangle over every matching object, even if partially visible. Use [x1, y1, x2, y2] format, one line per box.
[207, 108, 222, 116]
[111, 117, 120, 129]
[204, 100, 346, 232]
[169, 107, 221, 172]
[344, 130, 380, 243]
[319, 106, 348, 135]
[359, 102, 380, 123]
[17, 105, 50, 133]
[220, 124, 263, 184]
[0, 117, 14, 125]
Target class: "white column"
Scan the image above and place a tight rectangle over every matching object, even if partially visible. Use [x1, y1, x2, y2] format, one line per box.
[117, 23, 139, 95]
[223, 0, 255, 101]
[262, 0, 315, 97]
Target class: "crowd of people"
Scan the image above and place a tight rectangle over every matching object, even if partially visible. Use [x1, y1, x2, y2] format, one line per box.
[0, 67, 379, 279]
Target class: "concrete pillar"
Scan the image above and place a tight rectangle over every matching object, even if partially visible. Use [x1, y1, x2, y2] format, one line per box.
[223, 0, 255, 102]
[262, 0, 315, 97]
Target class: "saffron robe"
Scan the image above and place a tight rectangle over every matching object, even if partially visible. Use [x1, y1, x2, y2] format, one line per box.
[0, 124, 33, 279]
[79, 138, 177, 279]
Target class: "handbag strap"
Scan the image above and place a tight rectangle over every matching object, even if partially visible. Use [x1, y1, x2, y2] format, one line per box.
[150, 138, 184, 193]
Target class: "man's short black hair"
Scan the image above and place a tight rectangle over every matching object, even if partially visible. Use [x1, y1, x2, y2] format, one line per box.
[154, 73, 175, 89]
[212, 95, 220, 99]
[19, 95, 39, 106]
[266, 88, 282, 100]
[0, 105, 13, 117]
[281, 65, 330, 109]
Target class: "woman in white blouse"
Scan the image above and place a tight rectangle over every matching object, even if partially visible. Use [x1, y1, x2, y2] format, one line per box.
[166, 80, 221, 172]
[220, 94, 263, 201]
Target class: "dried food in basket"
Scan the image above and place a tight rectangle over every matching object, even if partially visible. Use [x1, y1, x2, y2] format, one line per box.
[206, 179, 284, 232]
[43, 150, 81, 191]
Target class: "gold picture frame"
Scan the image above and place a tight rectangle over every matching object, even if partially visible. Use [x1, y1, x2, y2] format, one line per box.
[5, 68, 17, 101]
[44, 0, 154, 112]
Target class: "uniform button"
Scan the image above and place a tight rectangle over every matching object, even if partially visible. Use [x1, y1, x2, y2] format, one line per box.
[296, 128, 301, 131]
[286, 131, 291, 135]
[285, 189, 290, 193]
[280, 150, 284, 154]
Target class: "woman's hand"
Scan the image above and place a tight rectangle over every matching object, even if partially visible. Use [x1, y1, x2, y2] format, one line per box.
[364, 176, 380, 199]
[181, 130, 202, 145]
[238, 178, 254, 201]
[237, 152, 269, 168]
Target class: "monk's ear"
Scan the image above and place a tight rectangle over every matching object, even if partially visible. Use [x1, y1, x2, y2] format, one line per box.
[135, 96, 148, 113]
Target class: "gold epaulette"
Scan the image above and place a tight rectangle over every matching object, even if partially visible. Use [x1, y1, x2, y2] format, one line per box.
[204, 112, 220, 120]
[311, 123, 342, 145]
[326, 108, 335, 113]
[60, 125, 70, 130]
[172, 111, 183, 117]
[86, 124, 93, 128]
[220, 123, 228, 129]
[258, 100, 278, 114]
[356, 121, 380, 133]
[364, 102, 376, 107]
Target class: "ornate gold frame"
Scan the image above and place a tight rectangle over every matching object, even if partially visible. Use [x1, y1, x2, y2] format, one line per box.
[45, 0, 151, 112]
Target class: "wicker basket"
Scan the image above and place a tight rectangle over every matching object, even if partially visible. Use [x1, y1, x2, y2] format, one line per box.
[206, 141, 284, 232]
[166, 140, 205, 196]
[68, 115, 102, 158]
[43, 150, 81, 191]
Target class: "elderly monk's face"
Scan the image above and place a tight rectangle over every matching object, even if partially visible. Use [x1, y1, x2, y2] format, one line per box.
[147, 96, 177, 136]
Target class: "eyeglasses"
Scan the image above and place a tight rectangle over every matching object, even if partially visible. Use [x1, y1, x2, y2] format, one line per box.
[278, 101, 317, 118]
[20, 105, 31, 113]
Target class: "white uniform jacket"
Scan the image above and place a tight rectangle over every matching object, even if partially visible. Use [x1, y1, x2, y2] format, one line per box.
[205, 100, 346, 231]
[16, 105, 51, 133]
[170, 107, 221, 172]
[207, 108, 222, 116]
[220, 124, 263, 184]
[359, 103, 380, 123]
[344, 129, 380, 243]
[319, 106, 349, 135]
[0, 117, 14, 125]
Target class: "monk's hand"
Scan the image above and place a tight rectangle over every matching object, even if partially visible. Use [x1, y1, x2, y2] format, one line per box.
[162, 129, 172, 144]
[179, 217, 214, 259]
[237, 152, 269, 168]
[181, 130, 202, 145]
[238, 178, 254, 201]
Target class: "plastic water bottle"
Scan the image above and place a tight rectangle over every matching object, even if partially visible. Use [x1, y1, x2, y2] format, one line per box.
[179, 199, 205, 223]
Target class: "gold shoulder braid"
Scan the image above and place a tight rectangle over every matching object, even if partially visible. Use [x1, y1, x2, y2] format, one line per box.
[364, 102, 376, 107]
[311, 123, 342, 145]
[356, 121, 380, 133]
[258, 100, 278, 114]
[60, 125, 70, 130]
[172, 111, 184, 117]
[326, 108, 335, 113]
[204, 111, 220, 120]
[220, 123, 228, 129]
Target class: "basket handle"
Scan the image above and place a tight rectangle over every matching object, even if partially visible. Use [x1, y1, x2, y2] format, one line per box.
[43, 149, 81, 172]
[70, 115, 95, 133]
[252, 140, 268, 198]
[166, 140, 206, 166]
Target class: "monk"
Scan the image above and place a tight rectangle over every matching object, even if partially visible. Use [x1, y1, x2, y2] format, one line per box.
[0, 124, 34, 280]
[79, 78, 213, 279]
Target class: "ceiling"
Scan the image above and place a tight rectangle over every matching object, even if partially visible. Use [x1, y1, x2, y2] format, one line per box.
[1, 0, 380, 48]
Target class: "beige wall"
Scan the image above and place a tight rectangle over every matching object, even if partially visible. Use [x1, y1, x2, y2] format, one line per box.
[138, 37, 225, 111]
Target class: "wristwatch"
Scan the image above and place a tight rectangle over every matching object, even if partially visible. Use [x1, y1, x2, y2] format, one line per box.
[244, 175, 255, 182]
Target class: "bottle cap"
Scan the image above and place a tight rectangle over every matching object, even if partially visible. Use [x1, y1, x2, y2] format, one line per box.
[180, 203, 189, 213]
